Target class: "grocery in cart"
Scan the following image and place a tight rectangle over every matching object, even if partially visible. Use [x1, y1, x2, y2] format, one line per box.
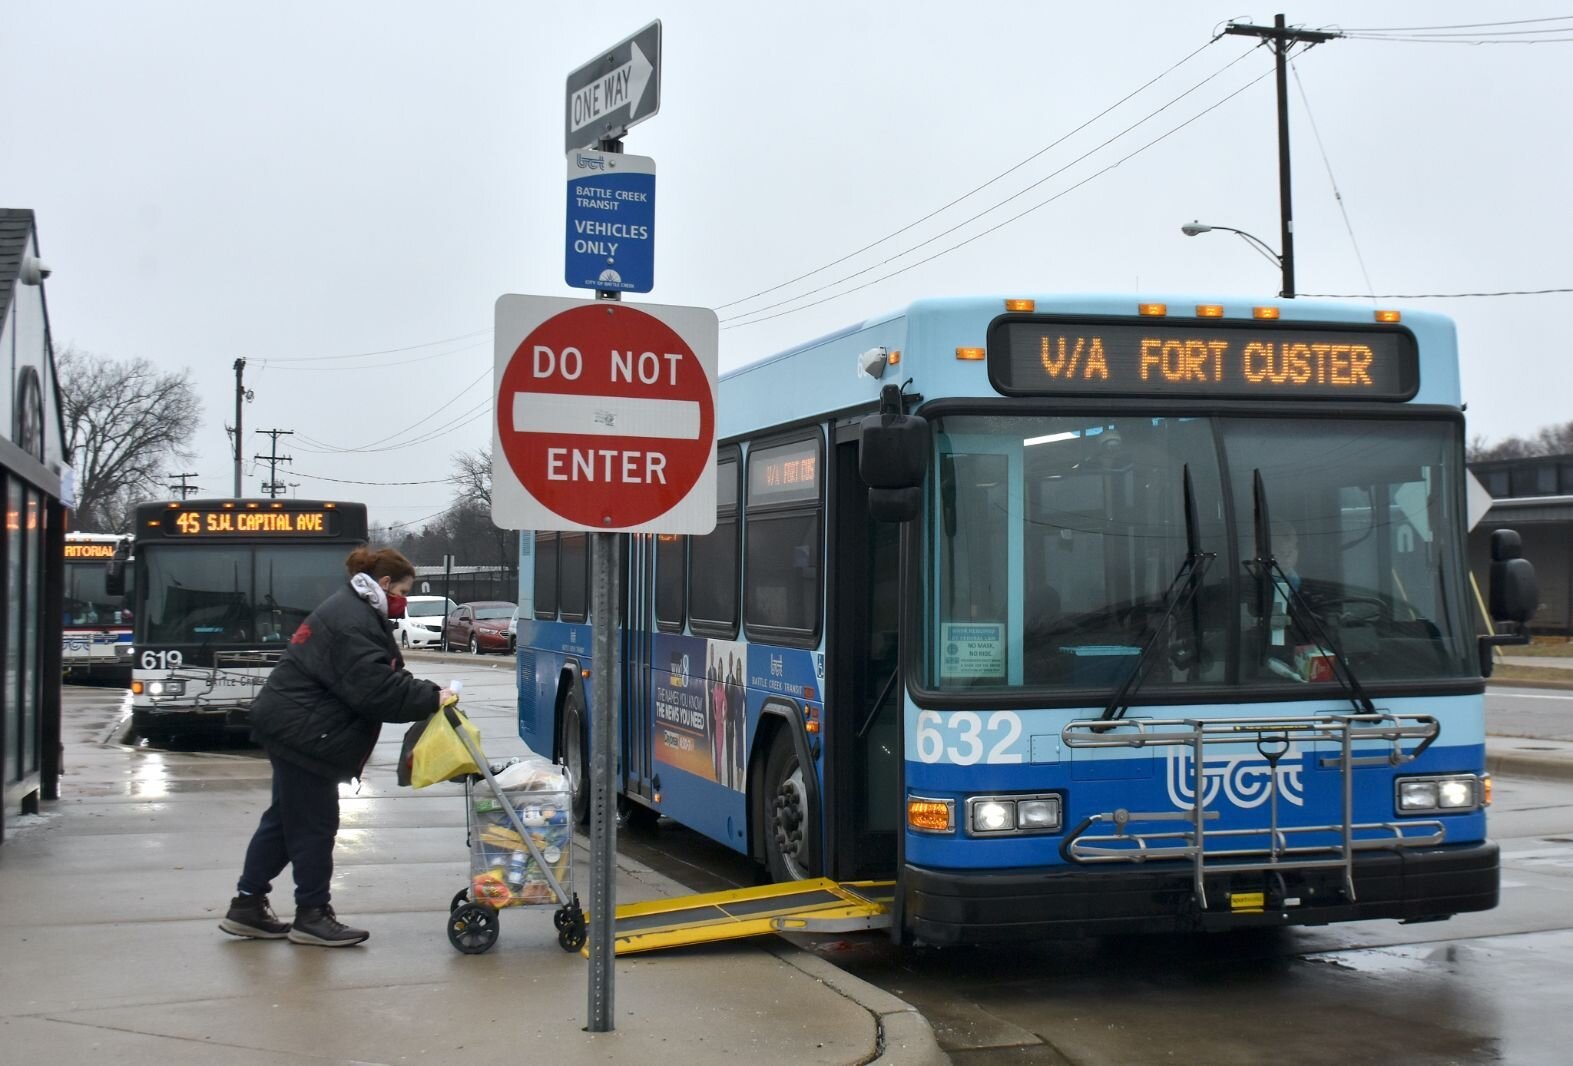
[412, 702, 585, 954]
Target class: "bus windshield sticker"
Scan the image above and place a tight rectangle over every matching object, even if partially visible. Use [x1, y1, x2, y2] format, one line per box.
[940, 622, 1005, 679]
[989, 317, 1419, 400]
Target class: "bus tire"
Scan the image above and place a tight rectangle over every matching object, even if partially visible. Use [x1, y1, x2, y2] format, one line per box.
[763, 731, 816, 882]
[562, 688, 589, 826]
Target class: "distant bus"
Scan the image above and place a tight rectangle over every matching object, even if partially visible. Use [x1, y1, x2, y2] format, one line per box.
[516, 293, 1537, 945]
[62, 532, 133, 683]
[120, 499, 368, 737]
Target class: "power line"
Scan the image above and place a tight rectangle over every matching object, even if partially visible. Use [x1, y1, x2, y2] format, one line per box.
[721, 45, 1270, 328]
[713, 38, 1224, 314]
[258, 339, 490, 373]
[260, 328, 492, 365]
[1340, 16, 1573, 32]
[294, 366, 492, 453]
[290, 470, 455, 487]
[1299, 288, 1573, 299]
[1290, 58, 1375, 300]
[1343, 32, 1573, 45]
[723, 63, 1280, 331]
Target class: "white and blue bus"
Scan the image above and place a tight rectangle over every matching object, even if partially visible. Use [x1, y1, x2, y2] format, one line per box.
[515, 294, 1537, 945]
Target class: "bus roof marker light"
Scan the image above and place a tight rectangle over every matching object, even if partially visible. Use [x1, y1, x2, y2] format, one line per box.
[955, 347, 985, 361]
[1196, 304, 1224, 318]
[1004, 298, 1035, 312]
[1253, 306, 1281, 320]
[1138, 303, 1167, 317]
[1375, 309, 1402, 323]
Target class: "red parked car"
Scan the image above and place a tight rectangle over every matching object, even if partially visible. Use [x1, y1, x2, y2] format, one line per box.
[443, 601, 517, 655]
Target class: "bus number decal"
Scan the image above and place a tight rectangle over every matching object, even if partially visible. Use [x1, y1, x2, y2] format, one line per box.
[141, 650, 183, 670]
[915, 710, 1025, 765]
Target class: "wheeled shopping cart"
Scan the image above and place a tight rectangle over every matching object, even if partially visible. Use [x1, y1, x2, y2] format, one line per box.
[442, 709, 586, 954]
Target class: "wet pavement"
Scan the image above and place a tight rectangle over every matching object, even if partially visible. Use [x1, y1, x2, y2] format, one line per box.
[0, 669, 941, 1066]
[11, 657, 1573, 1064]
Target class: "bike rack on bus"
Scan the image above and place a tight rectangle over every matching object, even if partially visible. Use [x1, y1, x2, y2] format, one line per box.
[1059, 713, 1445, 911]
[210, 650, 285, 688]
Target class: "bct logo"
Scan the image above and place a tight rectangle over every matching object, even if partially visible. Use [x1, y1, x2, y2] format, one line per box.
[1166, 745, 1305, 809]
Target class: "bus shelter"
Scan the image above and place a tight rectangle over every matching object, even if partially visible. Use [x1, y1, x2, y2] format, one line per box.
[0, 208, 70, 844]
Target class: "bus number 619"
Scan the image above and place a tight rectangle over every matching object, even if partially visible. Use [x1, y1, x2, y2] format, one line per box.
[140, 650, 183, 670]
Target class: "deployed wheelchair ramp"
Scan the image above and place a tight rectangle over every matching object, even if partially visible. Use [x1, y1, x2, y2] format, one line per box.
[587, 878, 894, 955]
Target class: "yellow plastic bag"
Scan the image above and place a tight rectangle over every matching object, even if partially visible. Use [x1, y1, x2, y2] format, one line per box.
[409, 699, 485, 788]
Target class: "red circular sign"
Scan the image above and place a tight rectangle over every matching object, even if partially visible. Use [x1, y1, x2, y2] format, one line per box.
[498, 303, 714, 528]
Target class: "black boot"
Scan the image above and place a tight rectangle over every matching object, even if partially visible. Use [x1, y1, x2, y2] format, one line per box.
[219, 894, 291, 939]
[288, 904, 369, 947]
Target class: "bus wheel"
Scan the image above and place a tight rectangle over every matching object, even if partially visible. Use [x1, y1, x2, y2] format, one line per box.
[563, 691, 589, 826]
[764, 732, 815, 882]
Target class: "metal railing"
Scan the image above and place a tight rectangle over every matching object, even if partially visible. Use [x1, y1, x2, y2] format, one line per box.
[1060, 712, 1444, 909]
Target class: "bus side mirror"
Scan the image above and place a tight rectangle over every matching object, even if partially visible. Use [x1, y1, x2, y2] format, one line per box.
[1489, 530, 1538, 625]
[1479, 528, 1538, 676]
[105, 541, 130, 597]
[860, 384, 928, 523]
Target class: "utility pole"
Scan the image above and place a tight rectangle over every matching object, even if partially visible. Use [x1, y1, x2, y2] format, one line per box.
[254, 429, 294, 499]
[167, 472, 201, 500]
[232, 358, 247, 497]
[1223, 14, 1340, 298]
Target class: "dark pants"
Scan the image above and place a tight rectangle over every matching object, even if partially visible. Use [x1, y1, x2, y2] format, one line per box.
[237, 755, 340, 908]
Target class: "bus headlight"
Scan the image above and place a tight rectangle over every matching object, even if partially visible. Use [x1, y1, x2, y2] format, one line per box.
[147, 679, 187, 697]
[965, 793, 1062, 836]
[1396, 774, 1480, 813]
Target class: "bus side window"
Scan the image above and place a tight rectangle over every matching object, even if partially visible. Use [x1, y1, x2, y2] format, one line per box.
[533, 532, 559, 620]
[655, 534, 686, 631]
[690, 450, 741, 637]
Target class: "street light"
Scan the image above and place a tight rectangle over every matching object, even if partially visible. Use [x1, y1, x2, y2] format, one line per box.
[1181, 221, 1290, 297]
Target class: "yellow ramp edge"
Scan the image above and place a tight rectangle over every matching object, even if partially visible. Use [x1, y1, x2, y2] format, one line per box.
[584, 879, 894, 956]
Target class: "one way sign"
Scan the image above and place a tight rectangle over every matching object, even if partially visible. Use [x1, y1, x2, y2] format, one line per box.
[565, 21, 662, 151]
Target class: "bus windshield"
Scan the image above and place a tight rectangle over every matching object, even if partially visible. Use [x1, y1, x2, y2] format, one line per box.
[137, 544, 347, 646]
[64, 561, 128, 627]
[924, 413, 1474, 694]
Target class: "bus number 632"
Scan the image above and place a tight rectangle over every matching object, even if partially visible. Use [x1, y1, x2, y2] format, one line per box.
[140, 650, 183, 670]
[915, 710, 1024, 765]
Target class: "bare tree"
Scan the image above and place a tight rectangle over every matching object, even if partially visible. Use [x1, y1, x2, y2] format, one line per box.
[450, 448, 492, 509]
[58, 347, 202, 531]
[1468, 419, 1573, 462]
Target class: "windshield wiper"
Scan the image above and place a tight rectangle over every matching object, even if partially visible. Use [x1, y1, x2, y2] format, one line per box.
[1249, 469, 1375, 716]
[1099, 465, 1215, 724]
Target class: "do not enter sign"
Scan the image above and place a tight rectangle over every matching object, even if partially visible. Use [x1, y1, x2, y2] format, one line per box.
[492, 295, 718, 534]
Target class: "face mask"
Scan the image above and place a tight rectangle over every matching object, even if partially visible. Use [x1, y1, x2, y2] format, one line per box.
[387, 593, 408, 619]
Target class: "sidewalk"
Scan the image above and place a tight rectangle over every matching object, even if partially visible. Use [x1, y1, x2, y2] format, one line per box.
[0, 685, 943, 1066]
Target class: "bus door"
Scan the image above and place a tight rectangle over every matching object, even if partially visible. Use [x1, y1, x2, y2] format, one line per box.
[826, 433, 901, 880]
[620, 535, 656, 806]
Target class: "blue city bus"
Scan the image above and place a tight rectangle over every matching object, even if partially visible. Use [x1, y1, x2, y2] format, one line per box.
[515, 293, 1536, 945]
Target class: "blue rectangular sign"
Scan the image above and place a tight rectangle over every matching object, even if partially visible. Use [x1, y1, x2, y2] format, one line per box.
[565, 149, 655, 293]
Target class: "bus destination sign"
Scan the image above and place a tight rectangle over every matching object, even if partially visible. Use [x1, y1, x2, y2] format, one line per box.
[159, 509, 342, 537]
[64, 542, 119, 559]
[988, 317, 1419, 400]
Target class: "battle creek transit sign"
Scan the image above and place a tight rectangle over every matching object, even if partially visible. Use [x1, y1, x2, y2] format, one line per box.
[492, 295, 718, 535]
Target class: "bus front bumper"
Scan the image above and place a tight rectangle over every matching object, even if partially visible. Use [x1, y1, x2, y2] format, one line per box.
[132, 702, 254, 733]
[903, 840, 1498, 945]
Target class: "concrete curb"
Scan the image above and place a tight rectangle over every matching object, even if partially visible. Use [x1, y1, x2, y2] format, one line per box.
[1487, 743, 1573, 784]
[1488, 676, 1573, 693]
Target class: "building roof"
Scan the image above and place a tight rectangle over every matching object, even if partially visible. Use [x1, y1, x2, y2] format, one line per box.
[0, 208, 38, 326]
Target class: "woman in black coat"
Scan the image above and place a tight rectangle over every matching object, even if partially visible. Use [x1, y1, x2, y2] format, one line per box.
[220, 546, 450, 947]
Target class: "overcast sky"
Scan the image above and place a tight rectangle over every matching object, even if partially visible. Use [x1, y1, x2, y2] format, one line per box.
[5, 1, 1570, 532]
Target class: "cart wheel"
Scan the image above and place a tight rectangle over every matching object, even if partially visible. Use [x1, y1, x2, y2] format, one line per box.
[558, 916, 587, 953]
[450, 888, 470, 913]
[448, 903, 499, 954]
[552, 906, 572, 931]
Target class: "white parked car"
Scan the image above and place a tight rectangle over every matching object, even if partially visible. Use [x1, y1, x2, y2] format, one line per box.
[395, 595, 458, 649]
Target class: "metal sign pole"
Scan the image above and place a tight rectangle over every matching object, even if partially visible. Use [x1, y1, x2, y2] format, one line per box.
[587, 528, 620, 1031]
